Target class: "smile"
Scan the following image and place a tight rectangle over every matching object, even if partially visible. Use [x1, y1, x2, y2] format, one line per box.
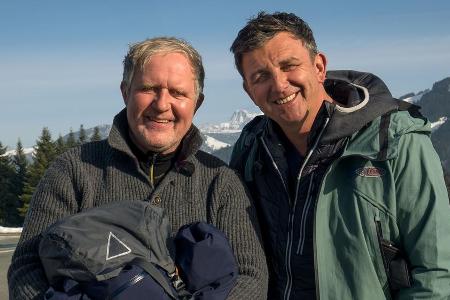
[144, 116, 172, 123]
[274, 92, 297, 105]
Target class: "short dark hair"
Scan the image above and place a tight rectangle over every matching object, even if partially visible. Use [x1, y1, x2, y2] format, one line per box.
[230, 12, 318, 77]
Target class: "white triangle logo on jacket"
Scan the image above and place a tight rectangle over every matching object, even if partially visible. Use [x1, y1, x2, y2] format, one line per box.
[106, 232, 132, 260]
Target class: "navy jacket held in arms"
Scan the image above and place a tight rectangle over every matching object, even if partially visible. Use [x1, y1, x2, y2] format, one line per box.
[39, 200, 238, 300]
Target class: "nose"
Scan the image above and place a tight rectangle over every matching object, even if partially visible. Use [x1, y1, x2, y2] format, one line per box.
[151, 89, 171, 112]
[272, 70, 289, 94]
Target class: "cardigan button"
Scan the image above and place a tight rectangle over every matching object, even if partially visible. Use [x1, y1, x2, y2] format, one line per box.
[152, 196, 162, 205]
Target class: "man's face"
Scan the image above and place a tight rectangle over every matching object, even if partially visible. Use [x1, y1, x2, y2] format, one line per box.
[121, 52, 202, 154]
[241, 32, 327, 131]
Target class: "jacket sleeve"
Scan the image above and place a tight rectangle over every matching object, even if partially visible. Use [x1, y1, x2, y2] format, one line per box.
[8, 155, 79, 300]
[211, 169, 268, 300]
[392, 132, 450, 299]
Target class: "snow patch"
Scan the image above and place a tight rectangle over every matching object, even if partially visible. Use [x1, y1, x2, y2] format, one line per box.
[431, 117, 447, 132]
[203, 135, 230, 151]
[403, 93, 424, 104]
[0, 226, 22, 234]
[3, 147, 35, 157]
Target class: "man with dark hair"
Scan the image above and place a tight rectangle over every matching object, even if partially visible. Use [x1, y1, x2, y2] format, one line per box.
[8, 37, 268, 299]
[230, 12, 450, 299]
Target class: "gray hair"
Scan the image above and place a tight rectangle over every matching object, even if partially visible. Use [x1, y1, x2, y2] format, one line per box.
[230, 12, 318, 77]
[122, 37, 205, 97]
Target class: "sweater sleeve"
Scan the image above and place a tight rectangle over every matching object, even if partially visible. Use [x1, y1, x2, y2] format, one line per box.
[213, 169, 268, 300]
[393, 133, 450, 299]
[8, 154, 80, 300]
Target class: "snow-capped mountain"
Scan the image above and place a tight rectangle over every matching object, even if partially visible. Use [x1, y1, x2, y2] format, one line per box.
[199, 109, 262, 154]
[2, 147, 35, 162]
[401, 89, 429, 104]
[400, 77, 450, 171]
[431, 117, 447, 132]
[201, 135, 230, 152]
[199, 109, 262, 133]
[4, 147, 35, 157]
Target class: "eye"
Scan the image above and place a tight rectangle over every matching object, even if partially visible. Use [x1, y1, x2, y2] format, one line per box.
[281, 64, 298, 72]
[170, 89, 186, 98]
[141, 86, 157, 94]
[252, 72, 270, 84]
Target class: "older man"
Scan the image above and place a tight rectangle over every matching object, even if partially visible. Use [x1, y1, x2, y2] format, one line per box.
[230, 12, 450, 299]
[8, 37, 268, 299]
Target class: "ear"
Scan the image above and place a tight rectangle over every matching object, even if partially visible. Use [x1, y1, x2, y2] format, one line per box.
[194, 93, 204, 112]
[314, 53, 328, 83]
[120, 81, 128, 105]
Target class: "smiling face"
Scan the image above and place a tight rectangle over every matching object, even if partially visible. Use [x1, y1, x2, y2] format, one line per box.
[241, 32, 329, 133]
[121, 52, 202, 154]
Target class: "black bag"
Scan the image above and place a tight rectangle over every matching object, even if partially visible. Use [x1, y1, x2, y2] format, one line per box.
[375, 220, 412, 296]
[39, 200, 178, 299]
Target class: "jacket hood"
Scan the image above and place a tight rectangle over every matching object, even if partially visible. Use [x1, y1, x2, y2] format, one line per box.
[319, 70, 400, 144]
[321, 70, 430, 160]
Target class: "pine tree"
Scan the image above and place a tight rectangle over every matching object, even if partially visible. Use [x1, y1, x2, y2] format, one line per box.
[19, 128, 57, 216]
[9, 140, 28, 225]
[90, 126, 102, 142]
[78, 124, 87, 145]
[66, 128, 77, 149]
[0, 142, 17, 226]
[55, 134, 66, 155]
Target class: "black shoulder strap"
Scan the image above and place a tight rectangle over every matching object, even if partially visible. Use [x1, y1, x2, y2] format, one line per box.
[131, 257, 179, 299]
[397, 99, 426, 120]
[377, 99, 428, 161]
[377, 112, 391, 161]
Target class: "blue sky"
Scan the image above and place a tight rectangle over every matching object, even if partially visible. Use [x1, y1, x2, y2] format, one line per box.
[1, 1, 449, 148]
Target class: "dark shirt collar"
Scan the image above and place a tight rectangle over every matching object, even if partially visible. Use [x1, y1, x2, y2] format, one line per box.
[108, 108, 203, 177]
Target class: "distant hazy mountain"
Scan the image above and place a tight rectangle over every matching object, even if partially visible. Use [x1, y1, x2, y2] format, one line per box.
[401, 77, 450, 171]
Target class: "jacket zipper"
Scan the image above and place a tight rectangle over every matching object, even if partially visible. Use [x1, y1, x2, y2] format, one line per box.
[374, 211, 393, 295]
[296, 172, 315, 255]
[261, 117, 329, 300]
[149, 153, 158, 188]
[260, 137, 294, 300]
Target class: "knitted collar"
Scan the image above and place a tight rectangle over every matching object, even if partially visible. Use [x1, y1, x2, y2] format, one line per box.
[107, 108, 203, 176]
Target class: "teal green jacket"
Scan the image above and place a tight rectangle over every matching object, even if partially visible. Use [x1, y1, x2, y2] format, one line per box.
[231, 71, 450, 299]
[315, 110, 450, 299]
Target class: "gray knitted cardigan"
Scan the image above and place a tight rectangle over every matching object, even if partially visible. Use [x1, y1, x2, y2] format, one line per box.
[8, 109, 268, 300]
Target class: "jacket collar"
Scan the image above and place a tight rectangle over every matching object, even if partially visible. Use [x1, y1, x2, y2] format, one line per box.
[107, 108, 203, 176]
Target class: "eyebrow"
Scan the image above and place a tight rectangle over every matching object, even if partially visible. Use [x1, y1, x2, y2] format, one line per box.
[248, 57, 302, 81]
[279, 57, 301, 66]
[140, 83, 159, 89]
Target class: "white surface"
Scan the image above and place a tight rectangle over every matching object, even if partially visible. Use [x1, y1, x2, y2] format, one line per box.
[0, 226, 22, 234]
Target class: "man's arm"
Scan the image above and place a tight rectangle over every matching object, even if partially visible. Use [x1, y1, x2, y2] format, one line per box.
[393, 132, 450, 299]
[8, 155, 79, 300]
[211, 169, 268, 300]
